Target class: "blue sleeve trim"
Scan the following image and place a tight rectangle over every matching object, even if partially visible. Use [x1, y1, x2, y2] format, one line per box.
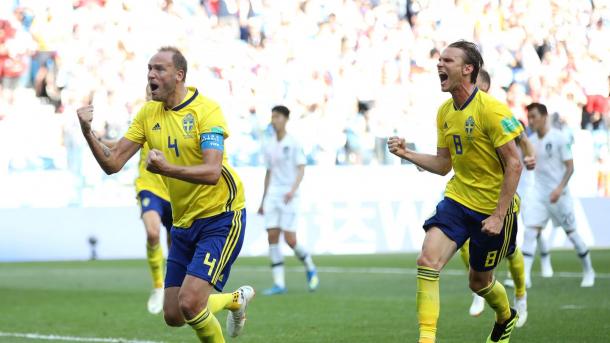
[200, 132, 224, 151]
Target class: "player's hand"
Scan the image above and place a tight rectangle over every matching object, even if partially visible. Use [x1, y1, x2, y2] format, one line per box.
[481, 213, 504, 236]
[284, 190, 295, 204]
[387, 136, 409, 158]
[523, 155, 536, 170]
[76, 105, 94, 133]
[146, 149, 168, 175]
[550, 188, 562, 203]
[258, 204, 264, 215]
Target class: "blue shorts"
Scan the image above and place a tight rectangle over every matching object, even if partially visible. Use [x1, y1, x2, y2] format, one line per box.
[423, 197, 517, 271]
[165, 209, 246, 291]
[138, 190, 173, 232]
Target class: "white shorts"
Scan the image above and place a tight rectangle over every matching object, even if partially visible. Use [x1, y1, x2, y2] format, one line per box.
[263, 194, 299, 231]
[522, 191, 575, 230]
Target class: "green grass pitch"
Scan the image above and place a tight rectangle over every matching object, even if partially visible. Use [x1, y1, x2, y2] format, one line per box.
[1, 250, 609, 342]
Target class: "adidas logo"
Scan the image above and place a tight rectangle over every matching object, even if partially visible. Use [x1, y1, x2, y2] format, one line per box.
[443, 122, 448, 129]
[152, 123, 161, 130]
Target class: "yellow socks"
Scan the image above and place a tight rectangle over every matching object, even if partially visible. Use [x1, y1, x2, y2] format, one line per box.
[476, 279, 511, 323]
[207, 291, 240, 313]
[417, 266, 440, 343]
[507, 248, 526, 298]
[185, 307, 225, 343]
[146, 243, 164, 289]
[459, 239, 470, 270]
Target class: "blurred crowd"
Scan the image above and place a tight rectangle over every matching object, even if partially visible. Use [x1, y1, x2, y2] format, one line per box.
[1, 0, 610, 205]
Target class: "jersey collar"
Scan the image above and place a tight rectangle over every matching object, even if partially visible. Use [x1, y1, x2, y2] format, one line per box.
[453, 86, 478, 111]
[172, 87, 199, 111]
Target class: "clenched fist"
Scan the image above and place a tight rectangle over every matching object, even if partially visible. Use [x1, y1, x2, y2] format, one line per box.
[387, 136, 409, 158]
[76, 105, 94, 133]
[146, 149, 168, 175]
[523, 155, 536, 170]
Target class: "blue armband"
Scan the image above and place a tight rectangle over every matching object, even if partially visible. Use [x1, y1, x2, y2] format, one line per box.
[200, 132, 224, 151]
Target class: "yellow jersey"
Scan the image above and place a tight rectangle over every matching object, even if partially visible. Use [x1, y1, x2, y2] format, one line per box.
[135, 144, 170, 201]
[125, 87, 246, 228]
[437, 88, 522, 214]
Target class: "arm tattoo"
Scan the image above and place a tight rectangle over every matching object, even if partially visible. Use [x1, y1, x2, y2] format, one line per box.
[92, 131, 111, 158]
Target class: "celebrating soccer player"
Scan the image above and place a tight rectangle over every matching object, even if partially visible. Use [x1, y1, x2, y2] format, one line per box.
[460, 69, 532, 328]
[77, 46, 254, 342]
[389, 41, 522, 343]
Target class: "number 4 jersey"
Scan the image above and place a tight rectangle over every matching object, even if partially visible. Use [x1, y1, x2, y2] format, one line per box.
[436, 87, 522, 215]
[125, 87, 245, 228]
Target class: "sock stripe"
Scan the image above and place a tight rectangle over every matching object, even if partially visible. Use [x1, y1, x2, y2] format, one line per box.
[417, 268, 440, 276]
[417, 266, 440, 273]
[417, 270, 440, 277]
[271, 262, 284, 267]
[186, 308, 210, 327]
[476, 279, 496, 297]
[578, 250, 590, 258]
[522, 252, 534, 257]
[417, 267, 440, 280]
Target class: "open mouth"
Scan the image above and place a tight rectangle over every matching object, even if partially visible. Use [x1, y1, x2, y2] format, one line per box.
[439, 72, 448, 83]
[149, 83, 159, 92]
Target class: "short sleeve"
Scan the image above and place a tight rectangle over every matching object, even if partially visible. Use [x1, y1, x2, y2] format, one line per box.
[483, 102, 523, 148]
[198, 104, 228, 137]
[293, 138, 307, 166]
[436, 107, 447, 148]
[559, 132, 573, 162]
[124, 105, 147, 144]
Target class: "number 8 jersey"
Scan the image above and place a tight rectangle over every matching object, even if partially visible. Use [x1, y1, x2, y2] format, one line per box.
[125, 87, 245, 228]
[436, 87, 522, 214]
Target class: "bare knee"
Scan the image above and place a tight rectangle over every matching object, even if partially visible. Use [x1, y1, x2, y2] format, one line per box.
[469, 271, 493, 292]
[284, 232, 297, 248]
[163, 299, 185, 327]
[164, 311, 185, 327]
[267, 229, 281, 244]
[417, 251, 444, 271]
[178, 289, 207, 320]
[147, 231, 161, 246]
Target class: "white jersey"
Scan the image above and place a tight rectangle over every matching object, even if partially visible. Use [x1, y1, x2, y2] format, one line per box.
[530, 128, 573, 195]
[263, 133, 307, 197]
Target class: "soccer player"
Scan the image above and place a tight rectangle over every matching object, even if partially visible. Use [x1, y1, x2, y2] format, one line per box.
[77, 46, 254, 342]
[522, 102, 596, 287]
[258, 105, 319, 295]
[388, 41, 522, 343]
[460, 69, 532, 328]
[136, 143, 173, 314]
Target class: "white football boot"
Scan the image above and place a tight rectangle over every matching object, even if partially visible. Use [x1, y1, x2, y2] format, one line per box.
[226, 285, 256, 337]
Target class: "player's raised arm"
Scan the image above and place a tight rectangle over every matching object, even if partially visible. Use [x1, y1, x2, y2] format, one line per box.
[76, 105, 141, 174]
[482, 139, 522, 236]
[146, 133, 224, 185]
[387, 136, 452, 175]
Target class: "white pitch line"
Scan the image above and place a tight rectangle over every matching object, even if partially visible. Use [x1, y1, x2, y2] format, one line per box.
[0, 332, 164, 343]
[236, 266, 610, 279]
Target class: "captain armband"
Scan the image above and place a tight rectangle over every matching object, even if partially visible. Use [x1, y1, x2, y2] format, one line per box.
[200, 132, 224, 151]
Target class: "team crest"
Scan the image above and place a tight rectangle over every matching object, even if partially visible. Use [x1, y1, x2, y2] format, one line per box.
[183, 113, 195, 137]
[141, 197, 150, 207]
[465, 116, 475, 141]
